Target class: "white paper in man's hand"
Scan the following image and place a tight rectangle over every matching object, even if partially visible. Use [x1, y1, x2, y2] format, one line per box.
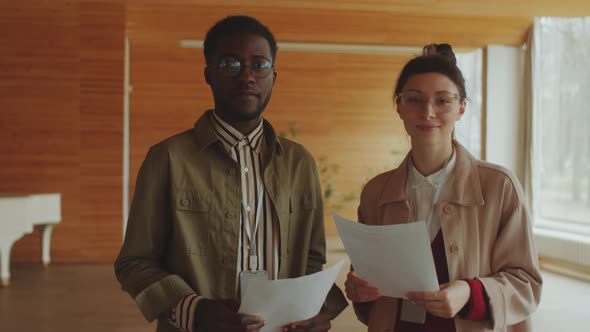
[333, 214, 439, 299]
[238, 259, 344, 332]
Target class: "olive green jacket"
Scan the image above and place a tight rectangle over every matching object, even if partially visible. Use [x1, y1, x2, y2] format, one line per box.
[115, 111, 347, 331]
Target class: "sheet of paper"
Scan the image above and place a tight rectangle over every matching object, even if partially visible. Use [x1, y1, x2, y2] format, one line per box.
[238, 259, 344, 332]
[333, 213, 439, 299]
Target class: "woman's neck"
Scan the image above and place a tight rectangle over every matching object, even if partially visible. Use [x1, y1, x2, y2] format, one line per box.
[411, 142, 454, 177]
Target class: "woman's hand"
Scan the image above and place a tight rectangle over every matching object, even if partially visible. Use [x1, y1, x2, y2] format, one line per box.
[344, 271, 381, 303]
[406, 280, 471, 318]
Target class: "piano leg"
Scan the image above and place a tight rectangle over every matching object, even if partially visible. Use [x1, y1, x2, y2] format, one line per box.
[39, 224, 54, 267]
[1, 241, 14, 287]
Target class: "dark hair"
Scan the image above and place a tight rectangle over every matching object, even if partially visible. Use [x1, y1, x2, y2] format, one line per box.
[203, 16, 278, 64]
[394, 43, 467, 99]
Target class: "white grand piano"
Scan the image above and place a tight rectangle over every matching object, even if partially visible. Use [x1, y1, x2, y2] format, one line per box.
[0, 193, 61, 287]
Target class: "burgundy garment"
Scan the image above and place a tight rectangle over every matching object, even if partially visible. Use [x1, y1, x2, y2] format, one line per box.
[462, 278, 490, 321]
[394, 230, 456, 332]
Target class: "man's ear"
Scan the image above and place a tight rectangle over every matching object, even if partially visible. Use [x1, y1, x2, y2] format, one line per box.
[272, 69, 277, 85]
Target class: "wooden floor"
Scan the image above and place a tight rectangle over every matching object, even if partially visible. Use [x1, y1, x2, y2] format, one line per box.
[1, 238, 589, 332]
[0, 263, 149, 332]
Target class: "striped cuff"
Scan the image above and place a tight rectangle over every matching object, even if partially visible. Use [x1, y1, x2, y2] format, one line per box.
[169, 294, 202, 332]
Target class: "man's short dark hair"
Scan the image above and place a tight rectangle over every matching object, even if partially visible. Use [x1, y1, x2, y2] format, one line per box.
[203, 15, 278, 64]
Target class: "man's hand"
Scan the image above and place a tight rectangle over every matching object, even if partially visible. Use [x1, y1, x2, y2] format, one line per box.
[195, 298, 265, 332]
[282, 309, 332, 332]
[344, 271, 380, 303]
[406, 280, 471, 318]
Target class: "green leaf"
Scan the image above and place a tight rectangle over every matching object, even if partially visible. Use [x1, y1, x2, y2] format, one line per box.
[324, 180, 335, 199]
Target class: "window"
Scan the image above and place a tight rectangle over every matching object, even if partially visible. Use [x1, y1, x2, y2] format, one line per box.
[455, 49, 483, 158]
[532, 17, 590, 227]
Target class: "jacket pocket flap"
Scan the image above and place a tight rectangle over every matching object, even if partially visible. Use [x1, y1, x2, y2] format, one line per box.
[174, 190, 210, 212]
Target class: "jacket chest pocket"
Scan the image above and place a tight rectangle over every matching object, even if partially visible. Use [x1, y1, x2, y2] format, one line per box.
[174, 190, 211, 256]
[277, 192, 317, 278]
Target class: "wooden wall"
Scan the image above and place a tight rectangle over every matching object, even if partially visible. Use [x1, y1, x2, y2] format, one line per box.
[80, 1, 125, 261]
[0, 0, 124, 263]
[0, 0, 80, 262]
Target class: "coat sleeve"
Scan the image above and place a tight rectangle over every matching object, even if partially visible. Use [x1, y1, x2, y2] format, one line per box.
[114, 146, 194, 322]
[305, 155, 348, 318]
[304, 156, 327, 275]
[478, 174, 542, 329]
[351, 186, 375, 326]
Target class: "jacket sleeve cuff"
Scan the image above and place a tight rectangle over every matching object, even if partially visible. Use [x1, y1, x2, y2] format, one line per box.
[460, 278, 490, 321]
[352, 301, 374, 326]
[324, 283, 349, 319]
[134, 274, 195, 322]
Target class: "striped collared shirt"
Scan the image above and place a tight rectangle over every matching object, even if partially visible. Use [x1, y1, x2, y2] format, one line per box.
[170, 111, 280, 331]
[210, 111, 279, 281]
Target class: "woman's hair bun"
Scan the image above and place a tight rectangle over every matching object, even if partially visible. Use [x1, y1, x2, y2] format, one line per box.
[422, 43, 457, 65]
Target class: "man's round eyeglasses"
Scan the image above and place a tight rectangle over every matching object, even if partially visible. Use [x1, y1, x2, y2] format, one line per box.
[214, 56, 273, 79]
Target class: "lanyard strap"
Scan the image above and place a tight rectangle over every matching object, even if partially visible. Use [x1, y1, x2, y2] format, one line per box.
[242, 185, 264, 271]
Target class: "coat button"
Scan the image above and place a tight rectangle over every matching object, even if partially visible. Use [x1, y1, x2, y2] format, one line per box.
[303, 199, 311, 206]
[181, 199, 189, 206]
[228, 168, 236, 175]
[226, 211, 233, 218]
[450, 244, 460, 253]
[443, 204, 454, 214]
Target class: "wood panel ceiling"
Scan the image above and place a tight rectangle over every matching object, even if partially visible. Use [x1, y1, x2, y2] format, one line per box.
[127, 0, 590, 47]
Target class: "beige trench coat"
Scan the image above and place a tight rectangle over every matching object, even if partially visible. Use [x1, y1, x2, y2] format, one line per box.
[353, 141, 542, 332]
